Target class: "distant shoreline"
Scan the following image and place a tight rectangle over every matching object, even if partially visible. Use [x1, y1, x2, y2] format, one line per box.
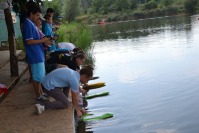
[78, 12, 193, 25]
[90, 13, 191, 26]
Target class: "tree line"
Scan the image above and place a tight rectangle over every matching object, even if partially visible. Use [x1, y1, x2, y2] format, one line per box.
[10, 0, 199, 23]
[80, 0, 199, 14]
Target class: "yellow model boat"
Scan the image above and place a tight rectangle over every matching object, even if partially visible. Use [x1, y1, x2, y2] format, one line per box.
[83, 82, 106, 90]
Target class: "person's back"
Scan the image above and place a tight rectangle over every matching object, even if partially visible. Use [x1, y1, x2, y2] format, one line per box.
[46, 49, 86, 72]
[42, 67, 79, 92]
[35, 65, 93, 117]
[46, 53, 77, 73]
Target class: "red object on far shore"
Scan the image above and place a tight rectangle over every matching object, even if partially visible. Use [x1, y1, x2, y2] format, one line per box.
[97, 20, 106, 24]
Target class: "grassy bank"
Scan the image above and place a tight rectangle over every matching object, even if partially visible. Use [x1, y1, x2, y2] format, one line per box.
[56, 22, 93, 51]
[56, 22, 95, 65]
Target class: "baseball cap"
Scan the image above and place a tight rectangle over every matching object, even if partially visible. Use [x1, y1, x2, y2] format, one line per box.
[39, 14, 45, 20]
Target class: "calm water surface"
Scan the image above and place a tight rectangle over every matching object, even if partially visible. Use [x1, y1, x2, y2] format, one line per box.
[78, 15, 199, 133]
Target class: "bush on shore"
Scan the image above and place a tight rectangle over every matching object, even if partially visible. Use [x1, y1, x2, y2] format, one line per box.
[56, 22, 93, 51]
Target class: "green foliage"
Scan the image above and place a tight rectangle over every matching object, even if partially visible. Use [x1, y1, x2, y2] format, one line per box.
[43, 0, 62, 19]
[84, 50, 95, 65]
[56, 22, 93, 51]
[160, 0, 173, 7]
[106, 13, 129, 22]
[184, 0, 198, 14]
[129, 0, 138, 10]
[121, 13, 129, 21]
[16, 37, 25, 51]
[81, 0, 190, 16]
[107, 14, 120, 22]
[172, 0, 186, 5]
[75, 25, 93, 49]
[90, 0, 131, 14]
[115, 0, 130, 11]
[143, 0, 158, 10]
[90, 0, 103, 13]
[62, 0, 81, 23]
[76, 15, 90, 23]
[133, 10, 146, 18]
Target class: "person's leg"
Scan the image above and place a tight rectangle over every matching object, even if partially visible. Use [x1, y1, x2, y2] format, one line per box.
[63, 87, 70, 97]
[32, 80, 41, 97]
[28, 64, 32, 83]
[43, 87, 69, 109]
[31, 62, 46, 99]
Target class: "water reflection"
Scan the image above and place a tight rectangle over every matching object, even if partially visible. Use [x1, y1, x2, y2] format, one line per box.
[92, 16, 193, 41]
[77, 15, 199, 133]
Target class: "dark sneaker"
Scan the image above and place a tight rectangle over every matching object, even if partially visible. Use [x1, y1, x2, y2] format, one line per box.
[35, 103, 45, 115]
[35, 96, 49, 104]
[42, 93, 49, 98]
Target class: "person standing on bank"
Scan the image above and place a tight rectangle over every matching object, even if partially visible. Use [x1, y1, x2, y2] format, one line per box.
[22, 6, 50, 102]
[35, 65, 93, 117]
[42, 14, 57, 52]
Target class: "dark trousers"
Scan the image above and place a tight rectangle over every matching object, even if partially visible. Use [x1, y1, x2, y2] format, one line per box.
[42, 86, 70, 109]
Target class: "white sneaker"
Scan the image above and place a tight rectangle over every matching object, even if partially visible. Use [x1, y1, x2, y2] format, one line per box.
[35, 104, 45, 115]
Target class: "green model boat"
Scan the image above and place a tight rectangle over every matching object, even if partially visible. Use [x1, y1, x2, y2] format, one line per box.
[84, 92, 109, 100]
[82, 113, 113, 121]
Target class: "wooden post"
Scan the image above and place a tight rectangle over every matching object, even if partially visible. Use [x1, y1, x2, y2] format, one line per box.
[4, 7, 19, 77]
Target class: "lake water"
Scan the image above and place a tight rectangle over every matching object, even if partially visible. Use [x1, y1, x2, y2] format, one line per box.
[77, 15, 199, 133]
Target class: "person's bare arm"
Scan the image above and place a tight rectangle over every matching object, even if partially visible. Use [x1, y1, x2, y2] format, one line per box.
[26, 37, 50, 45]
[72, 91, 82, 117]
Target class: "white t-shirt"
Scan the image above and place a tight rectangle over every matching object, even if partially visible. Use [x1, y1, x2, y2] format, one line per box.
[57, 42, 75, 51]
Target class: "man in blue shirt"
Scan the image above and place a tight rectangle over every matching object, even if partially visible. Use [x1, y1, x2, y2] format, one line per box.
[35, 66, 94, 118]
[22, 6, 50, 102]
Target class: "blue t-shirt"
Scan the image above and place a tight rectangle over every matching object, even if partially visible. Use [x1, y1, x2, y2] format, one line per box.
[42, 21, 56, 51]
[42, 21, 54, 36]
[22, 18, 45, 64]
[42, 67, 80, 92]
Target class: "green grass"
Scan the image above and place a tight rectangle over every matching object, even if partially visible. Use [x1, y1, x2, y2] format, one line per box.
[56, 22, 93, 51]
[56, 22, 95, 66]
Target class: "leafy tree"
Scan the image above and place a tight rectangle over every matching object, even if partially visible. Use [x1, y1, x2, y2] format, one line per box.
[90, 0, 103, 13]
[184, 0, 198, 14]
[62, 0, 81, 23]
[160, 0, 173, 7]
[101, 0, 112, 14]
[138, 0, 147, 3]
[81, 0, 92, 14]
[129, 0, 138, 10]
[143, 0, 158, 10]
[43, 0, 62, 18]
[11, 0, 42, 13]
[115, 0, 130, 11]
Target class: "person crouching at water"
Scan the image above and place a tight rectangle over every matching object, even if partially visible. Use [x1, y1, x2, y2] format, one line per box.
[46, 48, 86, 73]
[35, 65, 93, 117]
